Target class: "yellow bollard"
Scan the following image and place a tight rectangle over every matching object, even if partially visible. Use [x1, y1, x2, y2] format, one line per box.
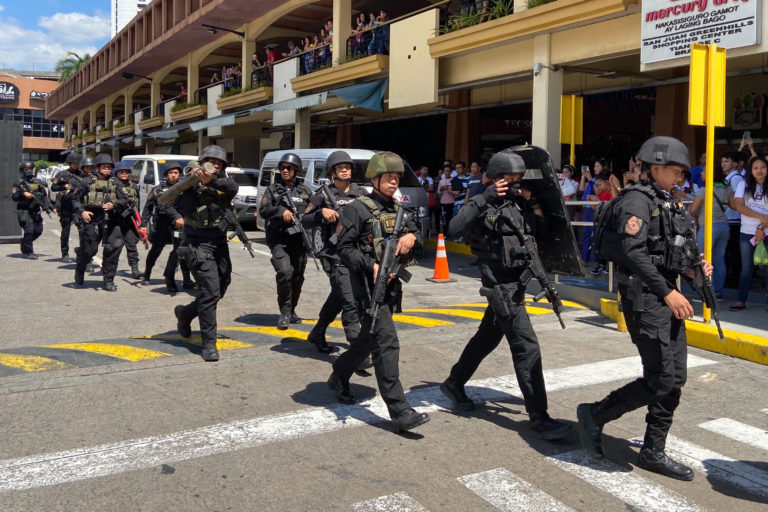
[616, 291, 628, 332]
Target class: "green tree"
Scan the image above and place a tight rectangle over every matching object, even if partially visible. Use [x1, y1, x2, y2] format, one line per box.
[55, 51, 91, 82]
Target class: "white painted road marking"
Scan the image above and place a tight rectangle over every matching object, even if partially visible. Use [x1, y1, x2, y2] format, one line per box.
[352, 493, 429, 512]
[634, 435, 768, 499]
[699, 418, 768, 452]
[458, 468, 575, 512]
[0, 354, 715, 492]
[548, 450, 704, 512]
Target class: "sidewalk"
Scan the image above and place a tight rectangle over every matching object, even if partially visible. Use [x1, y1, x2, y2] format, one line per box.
[427, 237, 768, 366]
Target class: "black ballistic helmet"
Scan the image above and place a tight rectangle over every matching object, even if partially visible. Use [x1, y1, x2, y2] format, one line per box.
[485, 149, 526, 179]
[19, 161, 34, 172]
[637, 136, 691, 170]
[80, 156, 95, 167]
[114, 161, 132, 173]
[326, 151, 354, 174]
[199, 145, 229, 167]
[162, 161, 183, 175]
[94, 153, 114, 167]
[66, 152, 82, 164]
[279, 152, 302, 171]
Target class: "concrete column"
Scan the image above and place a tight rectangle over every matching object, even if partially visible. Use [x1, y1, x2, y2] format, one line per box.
[150, 79, 161, 118]
[531, 33, 563, 168]
[186, 55, 199, 104]
[242, 30, 256, 88]
[104, 102, 113, 127]
[124, 89, 134, 123]
[295, 109, 311, 149]
[197, 131, 211, 155]
[332, 0, 352, 66]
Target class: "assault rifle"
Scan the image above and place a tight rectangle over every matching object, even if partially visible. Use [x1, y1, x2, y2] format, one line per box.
[22, 182, 52, 218]
[364, 205, 412, 333]
[497, 210, 566, 329]
[686, 238, 724, 339]
[120, 184, 148, 249]
[280, 186, 319, 270]
[320, 182, 338, 210]
[224, 208, 255, 258]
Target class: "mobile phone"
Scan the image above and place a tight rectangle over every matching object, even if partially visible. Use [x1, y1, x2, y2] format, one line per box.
[582, 165, 589, 172]
[744, 131, 751, 139]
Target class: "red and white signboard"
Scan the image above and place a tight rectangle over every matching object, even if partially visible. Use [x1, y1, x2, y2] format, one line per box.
[641, 0, 761, 65]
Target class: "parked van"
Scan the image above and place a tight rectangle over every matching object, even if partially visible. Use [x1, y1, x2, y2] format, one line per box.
[119, 154, 198, 207]
[227, 167, 260, 224]
[255, 149, 429, 235]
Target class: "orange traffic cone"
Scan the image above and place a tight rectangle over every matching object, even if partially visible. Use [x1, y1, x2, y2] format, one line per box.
[426, 234, 456, 283]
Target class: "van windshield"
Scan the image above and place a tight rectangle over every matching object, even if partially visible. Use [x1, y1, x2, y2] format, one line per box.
[230, 173, 259, 187]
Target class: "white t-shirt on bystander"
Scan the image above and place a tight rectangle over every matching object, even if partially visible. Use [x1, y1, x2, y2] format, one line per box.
[734, 180, 768, 235]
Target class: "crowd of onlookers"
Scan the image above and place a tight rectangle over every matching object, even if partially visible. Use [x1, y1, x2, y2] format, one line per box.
[561, 137, 768, 310]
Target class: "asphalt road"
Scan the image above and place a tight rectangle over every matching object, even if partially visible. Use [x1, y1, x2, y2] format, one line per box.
[0, 222, 767, 511]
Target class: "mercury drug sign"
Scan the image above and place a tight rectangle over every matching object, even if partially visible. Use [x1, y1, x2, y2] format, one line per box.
[641, 0, 761, 64]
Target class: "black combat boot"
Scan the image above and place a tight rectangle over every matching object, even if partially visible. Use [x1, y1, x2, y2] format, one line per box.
[74, 270, 85, 287]
[576, 403, 604, 459]
[61, 254, 74, 263]
[164, 277, 179, 293]
[141, 268, 152, 285]
[130, 264, 143, 280]
[529, 414, 572, 441]
[391, 408, 430, 433]
[103, 281, 117, 292]
[201, 341, 219, 362]
[307, 328, 338, 354]
[327, 372, 355, 404]
[440, 376, 476, 411]
[22, 253, 38, 260]
[175, 305, 192, 338]
[636, 448, 694, 481]
[290, 310, 302, 324]
[277, 307, 291, 330]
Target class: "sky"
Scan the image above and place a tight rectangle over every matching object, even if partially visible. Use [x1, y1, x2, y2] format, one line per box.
[0, 1, 111, 72]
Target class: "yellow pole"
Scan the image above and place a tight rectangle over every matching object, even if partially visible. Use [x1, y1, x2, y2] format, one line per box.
[570, 95, 576, 167]
[702, 44, 716, 324]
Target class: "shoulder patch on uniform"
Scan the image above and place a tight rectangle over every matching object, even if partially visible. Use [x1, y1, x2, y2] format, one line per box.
[624, 216, 643, 235]
[652, 207, 660, 217]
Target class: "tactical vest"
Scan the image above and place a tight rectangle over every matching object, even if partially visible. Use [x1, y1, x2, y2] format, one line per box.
[118, 181, 139, 203]
[466, 201, 528, 267]
[84, 179, 117, 209]
[357, 196, 413, 264]
[595, 183, 697, 274]
[184, 185, 228, 230]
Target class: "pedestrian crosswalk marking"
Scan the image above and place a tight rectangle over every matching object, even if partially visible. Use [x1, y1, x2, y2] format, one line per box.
[41, 343, 172, 362]
[0, 354, 716, 492]
[699, 418, 768, 452]
[548, 450, 703, 512]
[403, 308, 485, 319]
[390, 314, 454, 327]
[0, 353, 76, 372]
[352, 492, 428, 511]
[220, 325, 309, 340]
[642, 435, 768, 499]
[458, 468, 575, 511]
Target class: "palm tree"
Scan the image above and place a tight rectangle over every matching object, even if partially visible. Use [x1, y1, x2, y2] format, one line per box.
[55, 51, 91, 82]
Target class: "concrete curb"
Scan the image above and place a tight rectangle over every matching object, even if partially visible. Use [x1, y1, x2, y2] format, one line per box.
[600, 298, 768, 366]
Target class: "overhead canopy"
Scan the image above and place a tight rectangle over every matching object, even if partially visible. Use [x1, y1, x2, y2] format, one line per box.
[330, 79, 388, 112]
[188, 113, 236, 132]
[261, 92, 328, 112]
[148, 124, 189, 139]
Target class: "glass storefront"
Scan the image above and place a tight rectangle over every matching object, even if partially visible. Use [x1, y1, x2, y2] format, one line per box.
[0, 108, 65, 138]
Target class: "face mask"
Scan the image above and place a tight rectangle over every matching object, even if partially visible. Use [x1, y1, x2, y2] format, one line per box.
[23, 171, 34, 180]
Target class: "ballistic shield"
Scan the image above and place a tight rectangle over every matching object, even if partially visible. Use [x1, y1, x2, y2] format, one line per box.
[510, 144, 584, 277]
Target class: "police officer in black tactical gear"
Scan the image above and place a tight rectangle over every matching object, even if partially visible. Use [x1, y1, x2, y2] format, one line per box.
[327, 152, 430, 434]
[576, 136, 713, 482]
[302, 151, 366, 353]
[439, 149, 571, 441]
[259, 152, 313, 330]
[78, 156, 99, 273]
[72, 154, 116, 287]
[11, 161, 52, 259]
[50, 152, 83, 262]
[141, 160, 194, 293]
[173, 145, 238, 362]
[97, 160, 142, 292]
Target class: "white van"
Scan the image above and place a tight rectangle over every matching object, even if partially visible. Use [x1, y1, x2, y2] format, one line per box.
[119, 154, 198, 207]
[227, 167, 260, 224]
[255, 149, 429, 235]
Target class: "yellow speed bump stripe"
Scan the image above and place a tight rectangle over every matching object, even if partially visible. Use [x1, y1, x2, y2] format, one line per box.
[220, 326, 309, 340]
[451, 302, 552, 316]
[302, 319, 345, 329]
[132, 334, 252, 350]
[0, 353, 76, 372]
[391, 314, 454, 327]
[403, 308, 485, 320]
[42, 343, 172, 362]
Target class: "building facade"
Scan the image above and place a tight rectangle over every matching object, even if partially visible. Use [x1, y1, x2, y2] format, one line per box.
[111, 0, 152, 38]
[47, 0, 768, 172]
[1, 70, 65, 162]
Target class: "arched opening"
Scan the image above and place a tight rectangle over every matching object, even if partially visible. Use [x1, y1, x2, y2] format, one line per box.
[198, 41, 242, 101]
[111, 95, 126, 127]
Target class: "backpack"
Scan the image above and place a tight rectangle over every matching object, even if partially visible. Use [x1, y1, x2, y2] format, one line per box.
[591, 184, 657, 265]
